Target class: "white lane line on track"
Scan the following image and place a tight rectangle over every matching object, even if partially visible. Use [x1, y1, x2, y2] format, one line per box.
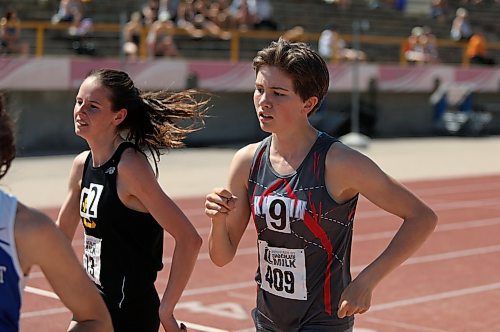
[178, 321, 229, 332]
[353, 217, 500, 242]
[23, 281, 500, 320]
[20, 300, 229, 332]
[168, 244, 500, 294]
[362, 317, 449, 332]
[27, 217, 500, 281]
[182, 281, 256, 296]
[25, 286, 59, 299]
[20, 305, 227, 332]
[27, 243, 500, 302]
[21, 307, 68, 318]
[351, 244, 500, 273]
[412, 182, 500, 197]
[161, 217, 500, 264]
[355, 198, 500, 219]
[200, 283, 500, 331]
[370, 282, 500, 312]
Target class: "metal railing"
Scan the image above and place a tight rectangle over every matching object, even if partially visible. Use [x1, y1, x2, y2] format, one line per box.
[16, 20, 500, 65]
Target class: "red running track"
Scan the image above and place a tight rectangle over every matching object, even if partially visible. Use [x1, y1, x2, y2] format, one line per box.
[20, 175, 500, 331]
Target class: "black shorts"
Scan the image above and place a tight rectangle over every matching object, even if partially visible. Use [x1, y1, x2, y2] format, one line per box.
[102, 285, 160, 332]
[252, 308, 354, 332]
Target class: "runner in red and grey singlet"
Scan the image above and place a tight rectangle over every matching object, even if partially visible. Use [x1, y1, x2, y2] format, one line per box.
[248, 132, 357, 331]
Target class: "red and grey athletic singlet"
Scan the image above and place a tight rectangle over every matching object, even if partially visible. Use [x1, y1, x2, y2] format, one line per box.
[80, 142, 163, 304]
[248, 132, 358, 330]
[0, 191, 23, 332]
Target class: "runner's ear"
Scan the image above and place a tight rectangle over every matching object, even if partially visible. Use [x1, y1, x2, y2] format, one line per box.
[113, 108, 127, 126]
[303, 96, 318, 115]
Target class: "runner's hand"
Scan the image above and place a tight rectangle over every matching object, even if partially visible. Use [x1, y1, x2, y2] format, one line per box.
[337, 278, 372, 318]
[160, 313, 186, 331]
[205, 188, 237, 219]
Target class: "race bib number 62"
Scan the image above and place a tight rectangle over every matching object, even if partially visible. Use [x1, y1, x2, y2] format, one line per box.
[258, 240, 307, 300]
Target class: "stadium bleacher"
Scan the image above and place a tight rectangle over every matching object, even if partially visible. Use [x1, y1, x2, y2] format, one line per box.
[1, 0, 499, 62]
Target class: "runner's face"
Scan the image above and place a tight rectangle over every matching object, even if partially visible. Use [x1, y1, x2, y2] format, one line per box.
[254, 65, 308, 133]
[73, 77, 117, 140]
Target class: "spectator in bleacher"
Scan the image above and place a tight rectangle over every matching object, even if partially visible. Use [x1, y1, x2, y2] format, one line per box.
[254, 0, 278, 30]
[423, 25, 439, 63]
[450, 7, 472, 41]
[51, 0, 83, 26]
[228, 0, 255, 30]
[466, 27, 496, 66]
[177, 0, 231, 39]
[429, 0, 448, 23]
[404, 27, 426, 64]
[229, 0, 278, 31]
[159, 0, 181, 23]
[177, 0, 205, 38]
[122, 11, 144, 60]
[206, 0, 232, 30]
[142, 0, 160, 26]
[147, 11, 181, 58]
[52, 0, 93, 38]
[201, 0, 231, 36]
[318, 24, 366, 63]
[0, 7, 29, 56]
[404, 26, 439, 65]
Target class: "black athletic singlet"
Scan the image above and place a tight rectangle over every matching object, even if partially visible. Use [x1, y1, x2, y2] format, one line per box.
[80, 142, 163, 331]
[248, 132, 358, 331]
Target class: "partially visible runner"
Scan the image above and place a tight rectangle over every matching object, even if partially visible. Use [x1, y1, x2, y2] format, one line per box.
[57, 69, 208, 331]
[0, 94, 112, 332]
[205, 38, 438, 331]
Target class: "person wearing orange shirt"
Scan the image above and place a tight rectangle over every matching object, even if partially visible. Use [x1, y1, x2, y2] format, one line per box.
[466, 29, 496, 66]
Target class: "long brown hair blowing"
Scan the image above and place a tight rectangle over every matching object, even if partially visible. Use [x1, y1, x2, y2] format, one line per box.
[0, 94, 15, 180]
[86, 69, 210, 173]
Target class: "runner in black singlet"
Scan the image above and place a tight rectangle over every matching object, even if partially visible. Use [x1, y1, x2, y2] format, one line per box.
[57, 69, 209, 331]
[205, 38, 438, 331]
[79, 142, 163, 331]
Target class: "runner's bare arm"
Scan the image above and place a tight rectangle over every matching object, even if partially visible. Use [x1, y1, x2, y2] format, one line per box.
[326, 144, 438, 317]
[16, 204, 112, 331]
[117, 149, 202, 331]
[57, 151, 88, 240]
[206, 144, 257, 266]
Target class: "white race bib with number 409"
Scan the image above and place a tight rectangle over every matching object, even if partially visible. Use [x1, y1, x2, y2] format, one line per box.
[83, 234, 102, 286]
[258, 240, 307, 300]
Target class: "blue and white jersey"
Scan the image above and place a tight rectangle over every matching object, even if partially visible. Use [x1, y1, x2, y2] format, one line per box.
[0, 190, 23, 332]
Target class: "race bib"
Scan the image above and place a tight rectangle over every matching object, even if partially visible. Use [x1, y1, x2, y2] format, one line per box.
[83, 234, 102, 286]
[258, 240, 307, 300]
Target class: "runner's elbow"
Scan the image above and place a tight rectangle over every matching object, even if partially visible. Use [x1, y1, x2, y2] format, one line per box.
[209, 251, 234, 267]
[188, 232, 203, 253]
[419, 206, 438, 234]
